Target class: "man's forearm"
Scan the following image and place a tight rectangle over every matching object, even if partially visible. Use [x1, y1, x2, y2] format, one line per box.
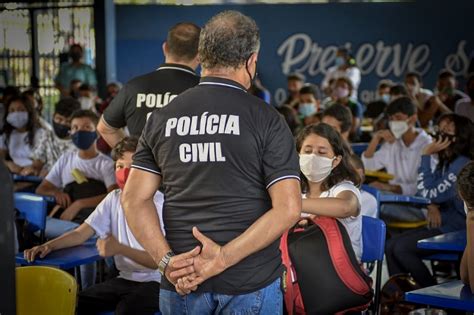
[119, 245, 158, 269]
[97, 118, 126, 148]
[123, 197, 170, 263]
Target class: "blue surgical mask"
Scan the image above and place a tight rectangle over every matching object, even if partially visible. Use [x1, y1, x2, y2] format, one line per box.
[299, 103, 317, 118]
[335, 56, 345, 67]
[380, 94, 391, 103]
[6, 111, 29, 129]
[71, 130, 97, 150]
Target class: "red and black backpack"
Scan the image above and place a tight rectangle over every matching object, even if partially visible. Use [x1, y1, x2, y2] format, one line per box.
[280, 216, 373, 314]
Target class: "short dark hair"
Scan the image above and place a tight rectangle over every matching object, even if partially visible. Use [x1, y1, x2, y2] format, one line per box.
[199, 11, 260, 69]
[386, 96, 416, 117]
[378, 79, 394, 90]
[70, 109, 99, 126]
[405, 72, 423, 85]
[438, 69, 455, 80]
[111, 137, 139, 161]
[55, 97, 81, 118]
[335, 77, 353, 92]
[70, 44, 83, 52]
[322, 104, 353, 133]
[287, 73, 305, 82]
[390, 84, 408, 96]
[277, 105, 301, 135]
[167, 22, 201, 61]
[296, 123, 361, 193]
[457, 161, 474, 209]
[300, 84, 321, 100]
[79, 83, 92, 91]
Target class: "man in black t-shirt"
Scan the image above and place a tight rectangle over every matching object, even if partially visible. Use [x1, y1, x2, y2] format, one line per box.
[97, 22, 201, 148]
[122, 11, 302, 315]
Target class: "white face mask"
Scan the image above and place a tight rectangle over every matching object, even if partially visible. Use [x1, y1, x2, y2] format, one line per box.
[389, 120, 410, 139]
[299, 154, 336, 183]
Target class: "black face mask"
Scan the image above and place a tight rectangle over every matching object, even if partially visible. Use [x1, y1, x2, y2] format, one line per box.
[432, 131, 456, 143]
[53, 121, 71, 139]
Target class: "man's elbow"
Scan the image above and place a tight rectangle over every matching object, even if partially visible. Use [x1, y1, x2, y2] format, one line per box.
[284, 200, 302, 226]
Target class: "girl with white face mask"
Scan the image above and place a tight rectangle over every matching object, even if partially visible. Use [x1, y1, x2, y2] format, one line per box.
[297, 123, 363, 260]
[0, 95, 45, 176]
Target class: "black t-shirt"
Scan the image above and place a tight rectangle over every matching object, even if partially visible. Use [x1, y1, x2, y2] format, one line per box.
[102, 63, 199, 137]
[132, 76, 300, 294]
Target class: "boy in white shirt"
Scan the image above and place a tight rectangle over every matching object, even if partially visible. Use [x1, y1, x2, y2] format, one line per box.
[362, 97, 431, 222]
[36, 110, 116, 232]
[24, 137, 163, 315]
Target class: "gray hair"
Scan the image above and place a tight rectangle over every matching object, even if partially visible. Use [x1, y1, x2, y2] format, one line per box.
[199, 11, 260, 70]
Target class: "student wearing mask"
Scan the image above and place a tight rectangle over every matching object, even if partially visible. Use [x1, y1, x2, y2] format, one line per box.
[0, 95, 46, 175]
[386, 113, 472, 287]
[25, 137, 164, 315]
[298, 123, 363, 260]
[298, 84, 321, 126]
[22, 89, 52, 131]
[283, 73, 306, 108]
[36, 110, 116, 228]
[322, 47, 361, 100]
[322, 103, 353, 143]
[365, 80, 394, 122]
[455, 73, 474, 122]
[362, 97, 432, 222]
[26, 98, 81, 177]
[328, 77, 363, 141]
[405, 72, 433, 115]
[459, 161, 474, 292]
[55, 44, 97, 97]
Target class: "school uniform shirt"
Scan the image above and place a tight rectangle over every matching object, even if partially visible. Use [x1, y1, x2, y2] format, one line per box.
[132, 76, 301, 295]
[45, 150, 115, 189]
[102, 63, 200, 137]
[417, 154, 470, 233]
[85, 189, 165, 283]
[317, 181, 362, 261]
[30, 130, 76, 173]
[360, 190, 378, 218]
[0, 128, 46, 167]
[362, 129, 432, 195]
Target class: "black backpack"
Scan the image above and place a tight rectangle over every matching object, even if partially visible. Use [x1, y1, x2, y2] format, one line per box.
[281, 216, 373, 314]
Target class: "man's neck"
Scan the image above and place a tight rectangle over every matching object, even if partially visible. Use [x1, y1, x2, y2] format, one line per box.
[78, 145, 99, 159]
[402, 127, 419, 147]
[202, 67, 250, 89]
[164, 57, 197, 71]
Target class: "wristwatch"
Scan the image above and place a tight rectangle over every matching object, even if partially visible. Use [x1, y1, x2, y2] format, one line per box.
[158, 250, 175, 276]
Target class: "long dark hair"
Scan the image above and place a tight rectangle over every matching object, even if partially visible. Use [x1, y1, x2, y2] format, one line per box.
[436, 113, 474, 170]
[3, 95, 39, 147]
[296, 123, 361, 193]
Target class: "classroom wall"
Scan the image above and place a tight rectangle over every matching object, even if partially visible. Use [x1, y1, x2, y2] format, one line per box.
[115, 1, 474, 105]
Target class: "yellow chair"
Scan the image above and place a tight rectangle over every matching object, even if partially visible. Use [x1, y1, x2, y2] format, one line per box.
[387, 220, 428, 229]
[16, 266, 77, 315]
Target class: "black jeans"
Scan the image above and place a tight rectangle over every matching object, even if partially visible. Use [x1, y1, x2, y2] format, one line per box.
[385, 227, 442, 287]
[77, 277, 160, 315]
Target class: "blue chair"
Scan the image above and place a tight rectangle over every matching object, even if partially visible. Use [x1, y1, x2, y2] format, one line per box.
[14, 193, 48, 243]
[351, 143, 370, 156]
[361, 215, 386, 315]
[362, 184, 381, 218]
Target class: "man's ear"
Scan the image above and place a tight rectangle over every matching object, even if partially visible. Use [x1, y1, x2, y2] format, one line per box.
[162, 42, 168, 57]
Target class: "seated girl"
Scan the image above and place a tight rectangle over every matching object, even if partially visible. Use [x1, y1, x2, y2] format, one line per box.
[386, 113, 473, 287]
[297, 123, 363, 260]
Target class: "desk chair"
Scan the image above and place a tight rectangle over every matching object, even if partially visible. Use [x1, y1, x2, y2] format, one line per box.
[362, 184, 381, 218]
[16, 266, 77, 315]
[361, 216, 386, 315]
[14, 192, 48, 243]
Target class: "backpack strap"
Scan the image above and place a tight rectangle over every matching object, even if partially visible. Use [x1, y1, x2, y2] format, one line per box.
[280, 230, 296, 315]
[314, 217, 371, 295]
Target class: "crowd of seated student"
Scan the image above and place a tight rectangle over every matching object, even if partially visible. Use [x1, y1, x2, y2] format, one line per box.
[386, 113, 473, 287]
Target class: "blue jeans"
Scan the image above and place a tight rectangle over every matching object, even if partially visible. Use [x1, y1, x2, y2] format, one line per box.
[160, 278, 282, 315]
